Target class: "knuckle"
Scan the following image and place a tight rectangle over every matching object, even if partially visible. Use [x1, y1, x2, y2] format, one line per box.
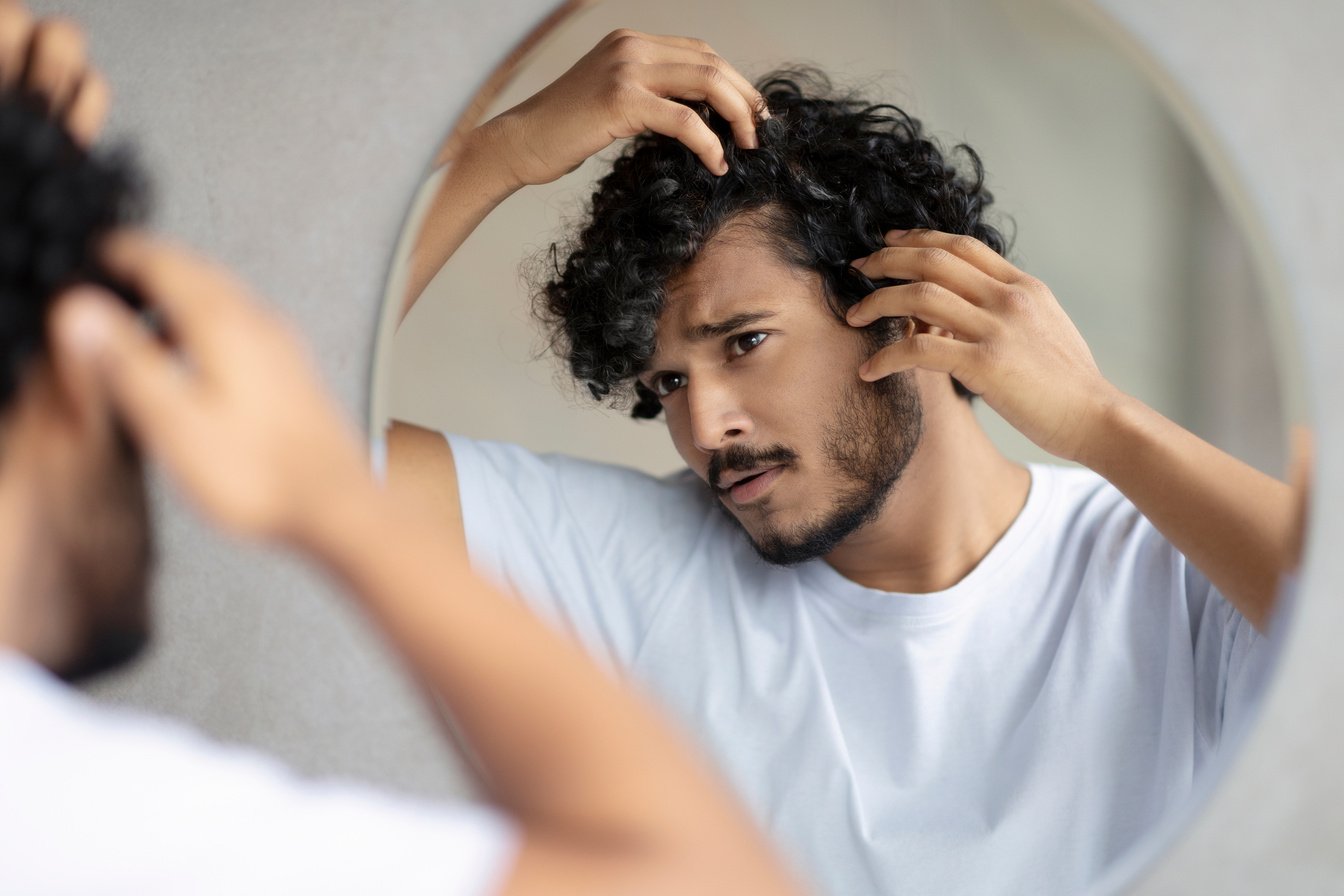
[606, 30, 647, 61]
[669, 103, 700, 130]
[910, 281, 941, 306]
[950, 234, 984, 256]
[604, 28, 638, 45]
[918, 246, 953, 268]
[695, 63, 726, 89]
[1015, 274, 1047, 294]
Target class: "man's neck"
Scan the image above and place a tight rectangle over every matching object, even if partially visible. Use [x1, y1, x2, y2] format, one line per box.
[824, 397, 1031, 594]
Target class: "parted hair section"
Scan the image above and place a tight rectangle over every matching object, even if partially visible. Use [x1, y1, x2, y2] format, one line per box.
[534, 69, 1009, 419]
[0, 90, 146, 411]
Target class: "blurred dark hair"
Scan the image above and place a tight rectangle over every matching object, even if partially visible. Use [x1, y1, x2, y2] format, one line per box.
[536, 69, 1009, 418]
[0, 89, 146, 412]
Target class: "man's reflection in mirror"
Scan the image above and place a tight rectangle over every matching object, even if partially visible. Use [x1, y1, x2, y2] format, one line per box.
[393, 29, 1301, 895]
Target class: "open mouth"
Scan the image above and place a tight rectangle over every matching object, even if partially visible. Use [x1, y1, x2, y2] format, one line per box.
[721, 465, 785, 505]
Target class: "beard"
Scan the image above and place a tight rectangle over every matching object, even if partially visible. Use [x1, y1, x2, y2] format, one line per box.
[52, 424, 154, 683]
[709, 368, 923, 567]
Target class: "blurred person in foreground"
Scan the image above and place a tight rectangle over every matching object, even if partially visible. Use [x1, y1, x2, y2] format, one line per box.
[0, 6, 805, 894]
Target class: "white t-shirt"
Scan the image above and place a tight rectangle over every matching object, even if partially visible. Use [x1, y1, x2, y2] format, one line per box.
[449, 435, 1270, 896]
[0, 651, 517, 895]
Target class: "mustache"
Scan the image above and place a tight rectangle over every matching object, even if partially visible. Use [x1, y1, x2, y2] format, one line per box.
[708, 444, 799, 493]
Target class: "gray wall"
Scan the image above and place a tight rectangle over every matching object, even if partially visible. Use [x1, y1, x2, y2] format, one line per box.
[33, 0, 1343, 892]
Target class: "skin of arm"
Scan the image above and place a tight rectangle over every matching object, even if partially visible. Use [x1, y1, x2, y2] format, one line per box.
[850, 228, 1296, 630]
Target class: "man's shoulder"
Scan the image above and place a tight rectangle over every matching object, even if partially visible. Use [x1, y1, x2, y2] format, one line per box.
[0, 651, 517, 894]
[1029, 462, 1142, 531]
[448, 433, 714, 517]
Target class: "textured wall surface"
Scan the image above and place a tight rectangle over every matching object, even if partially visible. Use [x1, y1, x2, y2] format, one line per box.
[31, 0, 1343, 892]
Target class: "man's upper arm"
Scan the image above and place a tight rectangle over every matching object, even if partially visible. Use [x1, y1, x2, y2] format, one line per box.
[388, 420, 467, 559]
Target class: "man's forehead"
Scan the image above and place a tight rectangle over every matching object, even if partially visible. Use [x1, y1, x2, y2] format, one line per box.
[657, 230, 821, 343]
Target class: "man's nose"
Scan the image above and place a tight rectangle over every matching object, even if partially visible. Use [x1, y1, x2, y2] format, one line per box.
[688, 377, 752, 454]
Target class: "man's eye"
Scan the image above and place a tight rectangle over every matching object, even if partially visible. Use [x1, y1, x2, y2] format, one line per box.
[730, 332, 768, 357]
[651, 372, 687, 397]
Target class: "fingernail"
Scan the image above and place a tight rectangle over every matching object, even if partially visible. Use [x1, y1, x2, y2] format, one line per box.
[851, 255, 869, 267]
[717, 160, 729, 176]
[857, 362, 872, 380]
[887, 229, 911, 240]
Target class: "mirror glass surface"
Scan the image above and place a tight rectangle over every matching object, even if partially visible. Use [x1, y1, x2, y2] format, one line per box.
[372, 0, 1300, 892]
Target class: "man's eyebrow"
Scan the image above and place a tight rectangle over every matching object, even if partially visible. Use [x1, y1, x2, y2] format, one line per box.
[684, 310, 778, 341]
[641, 310, 781, 376]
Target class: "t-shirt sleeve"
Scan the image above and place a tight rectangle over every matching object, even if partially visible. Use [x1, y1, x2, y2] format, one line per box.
[0, 658, 518, 896]
[447, 434, 706, 668]
[1184, 560, 1277, 749]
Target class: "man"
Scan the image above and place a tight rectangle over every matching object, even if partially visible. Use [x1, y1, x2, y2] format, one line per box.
[392, 30, 1299, 895]
[0, 8, 805, 894]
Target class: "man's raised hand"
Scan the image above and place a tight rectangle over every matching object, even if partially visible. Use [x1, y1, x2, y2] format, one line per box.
[51, 233, 373, 550]
[0, 2, 109, 146]
[847, 228, 1120, 464]
[482, 29, 766, 188]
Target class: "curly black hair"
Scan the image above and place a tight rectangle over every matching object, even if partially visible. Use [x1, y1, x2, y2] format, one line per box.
[0, 89, 145, 413]
[537, 69, 1009, 418]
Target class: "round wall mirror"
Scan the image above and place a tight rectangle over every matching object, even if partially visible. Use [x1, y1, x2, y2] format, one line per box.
[370, 0, 1304, 892]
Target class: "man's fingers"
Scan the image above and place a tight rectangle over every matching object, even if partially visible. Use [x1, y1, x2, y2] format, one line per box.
[99, 231, 254, 357]
[51, 287, 203, 456]
[603, 28, 765, 151]
[21, 17, 86, 112]
[847, 281, 991, 339]
[881, 229, 1023, 283]
[859, 331, 978, 385]
[0, 2, 34, 89]
[635, 92, 729, 175]
[64, 68, 107, 146]
[852, 246, 1009, 308]
[639, 34, 767, 120]
[642, 62, 758, 150]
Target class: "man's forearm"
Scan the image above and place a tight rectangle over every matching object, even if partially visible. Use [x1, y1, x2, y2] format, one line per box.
[1079, 393, 1293, 630]
[402, 119, 524, 320]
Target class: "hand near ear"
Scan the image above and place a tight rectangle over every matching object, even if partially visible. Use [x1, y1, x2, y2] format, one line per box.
[50, 232, 374, 549]
[848, 228, 1115, 464]
[0, 2, 109, 146]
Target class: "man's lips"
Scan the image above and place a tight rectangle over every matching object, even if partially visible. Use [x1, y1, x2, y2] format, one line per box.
[715, 464, 780, 491]
[716, 465, 786, 505]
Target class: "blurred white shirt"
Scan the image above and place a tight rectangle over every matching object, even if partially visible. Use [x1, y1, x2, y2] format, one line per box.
[0, 650, 517, 895]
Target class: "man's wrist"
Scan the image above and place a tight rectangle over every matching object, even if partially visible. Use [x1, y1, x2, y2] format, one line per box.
[1072, 389, 1147, 478]
[459, 115, 529, 199]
